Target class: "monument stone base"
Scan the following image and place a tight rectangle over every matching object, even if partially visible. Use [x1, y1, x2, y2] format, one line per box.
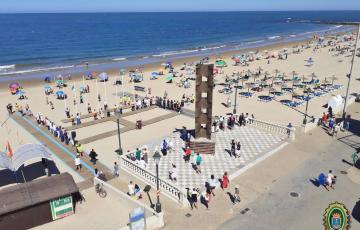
[189, 138, 215, 155]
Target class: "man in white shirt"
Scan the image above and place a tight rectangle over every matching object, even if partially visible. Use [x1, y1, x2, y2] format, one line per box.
[138, 158, 147, 168]
[208, 174, 218, 196]
[327, 170, 334, 190]
[75, 155, 81, 172]
[128, 181, 135, 196]
[169, 164, 177, 182]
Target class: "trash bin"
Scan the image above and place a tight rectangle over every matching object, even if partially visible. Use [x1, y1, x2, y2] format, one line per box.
[136, 120, 142, 129]
[107, 111, 111, 117]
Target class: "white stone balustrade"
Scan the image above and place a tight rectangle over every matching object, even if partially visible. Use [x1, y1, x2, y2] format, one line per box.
[120, 154, 187, 205]
[248, 118, 295, 141]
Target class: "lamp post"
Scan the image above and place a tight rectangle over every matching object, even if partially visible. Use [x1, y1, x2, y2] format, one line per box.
[153, 149, 162, 213]
[303, 88, 311, 125]
[115, 108, 123, 156]
[233, 82, 239, 115]
[342, 24, 359, 119]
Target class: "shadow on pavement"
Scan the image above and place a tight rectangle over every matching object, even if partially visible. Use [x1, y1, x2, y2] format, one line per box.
[0, 160, 60, 187]
[352, 199, 360, 223]
[309, 178, 320, 187]
[226, 192, 235, 204]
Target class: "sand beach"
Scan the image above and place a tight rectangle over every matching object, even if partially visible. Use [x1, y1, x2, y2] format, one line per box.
[1, 30, 359, 154]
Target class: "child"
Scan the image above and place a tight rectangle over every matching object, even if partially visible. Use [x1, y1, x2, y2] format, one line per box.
[233, 185, 241, 204]
[222, 172, 229, 189]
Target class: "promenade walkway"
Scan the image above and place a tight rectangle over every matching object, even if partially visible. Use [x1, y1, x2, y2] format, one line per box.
[77, 110, 179, 144]
[10, 113, 114, 190]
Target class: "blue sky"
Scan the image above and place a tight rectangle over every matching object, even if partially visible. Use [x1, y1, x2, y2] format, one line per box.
[1, 0, 359, 13]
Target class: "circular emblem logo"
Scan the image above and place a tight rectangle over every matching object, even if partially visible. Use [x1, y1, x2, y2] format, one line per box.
[323, 202, 350, 230]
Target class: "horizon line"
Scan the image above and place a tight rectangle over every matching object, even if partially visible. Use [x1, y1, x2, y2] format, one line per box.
[1, 9, 360, 14]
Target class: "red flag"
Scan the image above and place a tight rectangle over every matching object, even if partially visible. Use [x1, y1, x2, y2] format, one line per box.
[6, 141, 13, 158]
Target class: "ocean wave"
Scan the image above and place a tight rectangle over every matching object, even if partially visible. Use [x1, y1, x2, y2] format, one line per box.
[200, 45, 226, 51]
[246, 40, 265, 45]
[0, 64, 16, 70]
[152, 49, 199, 57]
[0, 65, 74, 76]
[268, 36, 281, 40]
[289, 34, 296, 38]
[112, 57, 127, 61]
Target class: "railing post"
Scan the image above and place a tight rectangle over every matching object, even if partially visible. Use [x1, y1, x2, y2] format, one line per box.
[247, 118, 295, 141]
[120, 153, 186, 205]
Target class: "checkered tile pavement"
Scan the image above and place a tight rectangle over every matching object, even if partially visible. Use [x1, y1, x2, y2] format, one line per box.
[136, 126, 284, 190]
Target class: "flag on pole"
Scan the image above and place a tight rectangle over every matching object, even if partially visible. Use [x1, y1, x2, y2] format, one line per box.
[5, 141, 13, 158]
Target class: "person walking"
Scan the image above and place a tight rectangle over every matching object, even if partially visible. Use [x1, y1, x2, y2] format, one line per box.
[89, 149, 98, 165]
[208, 175, 217, 196]
[222, 172, 229, 189]
[190, 188, 199, 210]
[233, 185, 241, 204]
[76, 113, 81, 125]
[326, 170, 335, 191]
[135, 148, 141, 161]
[333, 123, 340, 138]
[75, 155, 82, 172]
[185, 146, 191, 163]
[128, 181, 135, 197]
[230, 139, 236, 157]
[113, 162, 119, 176]
[235, 142, 241, 158]
[195, 153, 203, 174]
[201, 189, 210, 210]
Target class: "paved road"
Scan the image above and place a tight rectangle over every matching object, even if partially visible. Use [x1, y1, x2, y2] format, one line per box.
[219, 114, 360, 229]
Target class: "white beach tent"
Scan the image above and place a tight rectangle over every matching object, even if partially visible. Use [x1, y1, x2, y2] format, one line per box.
[327, 95, 343, 110]
[0, 144, 52, 171]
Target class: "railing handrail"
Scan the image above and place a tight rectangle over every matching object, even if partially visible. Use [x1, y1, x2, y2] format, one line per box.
[247, 118, 295, 141]
[93, 177, 160, 217]
[248, 118, 291, 130]
[120, 154, 186, 203]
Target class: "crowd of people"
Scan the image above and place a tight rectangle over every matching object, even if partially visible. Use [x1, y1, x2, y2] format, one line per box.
[211, 113, 254, 132]
[320, 106, 351, 138]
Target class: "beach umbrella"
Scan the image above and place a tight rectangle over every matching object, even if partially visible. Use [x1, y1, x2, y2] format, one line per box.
[56, 91, 65, 96]
[98, 72, 109, 81]
[9, 82, 20, 89]
[256, 66, 263, 73]
[86, 73, 94, 79]
[290, 71, 298, 78]
[166, 74, 174, 82]
[245, 82, 253, 93]
[55, 79, 64, 85]
[215, 60, 227, 67]
[330, 75, 338, 85]
[309, 73, 317, 82]
[44, 85, 52, 90]
[322, 78, 331, 86]
[273, 69, 281, 78]
[44, 76, 51, 82]
[16, 90, 25, 96]
[301, 75, 309, 83]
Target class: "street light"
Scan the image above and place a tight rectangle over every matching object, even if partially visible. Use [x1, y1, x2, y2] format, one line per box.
[322, 22, 360, 119]
[153, 149, 162, 213]
[303, 88, 311, 125]
[233, 80, 239, 115]
[115, 108, 123, 156]
[342, 25, 359, 119]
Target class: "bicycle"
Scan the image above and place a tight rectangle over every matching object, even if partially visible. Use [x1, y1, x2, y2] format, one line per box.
[95, 183, 107, 198]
